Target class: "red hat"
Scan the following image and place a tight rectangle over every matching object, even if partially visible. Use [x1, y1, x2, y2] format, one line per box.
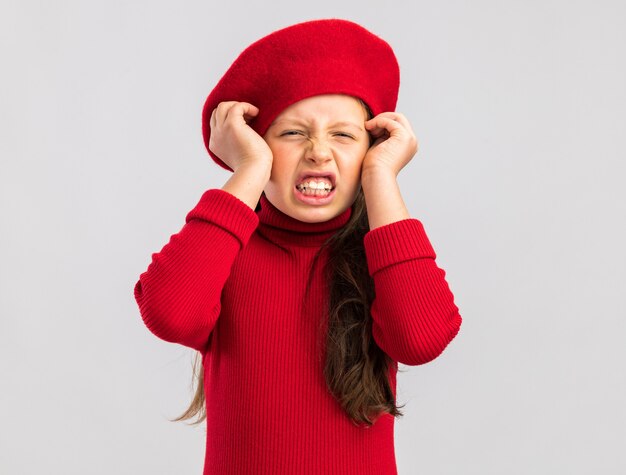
[202, 19, 400, 171]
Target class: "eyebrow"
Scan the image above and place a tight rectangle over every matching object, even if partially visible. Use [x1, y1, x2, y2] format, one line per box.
[271, 119, 364, 132]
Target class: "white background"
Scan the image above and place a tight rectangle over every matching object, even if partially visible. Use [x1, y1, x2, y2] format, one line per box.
[1, 1, 625, 473]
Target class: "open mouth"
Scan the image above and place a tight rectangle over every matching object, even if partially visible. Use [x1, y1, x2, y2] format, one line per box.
[295, 183, 334, 196]
[294, 176, 335, 197]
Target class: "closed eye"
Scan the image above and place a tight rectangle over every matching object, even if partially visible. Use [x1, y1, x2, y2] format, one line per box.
[280, 130, 305, 136]
[333, 132, 355, 139]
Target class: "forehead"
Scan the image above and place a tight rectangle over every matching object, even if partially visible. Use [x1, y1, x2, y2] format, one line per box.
[271, 94, 366, 125]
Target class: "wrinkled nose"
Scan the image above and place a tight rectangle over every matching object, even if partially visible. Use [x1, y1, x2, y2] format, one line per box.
[305, 139, 332, 163]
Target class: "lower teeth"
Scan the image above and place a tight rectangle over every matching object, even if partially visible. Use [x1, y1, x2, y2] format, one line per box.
[298, 188, 331, 196]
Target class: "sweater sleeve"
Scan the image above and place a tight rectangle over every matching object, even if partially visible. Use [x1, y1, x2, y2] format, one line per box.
[133, 189, 259, 351]
[363, 219, 462, 366]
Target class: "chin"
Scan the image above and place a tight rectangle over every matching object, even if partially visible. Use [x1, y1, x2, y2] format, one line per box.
[268, 191, 346, 223]
[301, 205, 347, 223]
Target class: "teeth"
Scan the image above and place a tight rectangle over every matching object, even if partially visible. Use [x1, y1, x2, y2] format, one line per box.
[298, 187, 332, 196]
[295, 176, 335, 197]
[297, 180, 333, 191]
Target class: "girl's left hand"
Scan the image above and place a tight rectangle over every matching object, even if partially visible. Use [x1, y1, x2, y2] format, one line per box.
[362, 112, 418, 178]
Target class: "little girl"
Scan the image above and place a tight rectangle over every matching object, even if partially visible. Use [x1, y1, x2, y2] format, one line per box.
[134, 19, 462, 475]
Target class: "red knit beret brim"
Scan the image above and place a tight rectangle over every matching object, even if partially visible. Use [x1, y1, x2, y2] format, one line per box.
[202, 19, 400, 171]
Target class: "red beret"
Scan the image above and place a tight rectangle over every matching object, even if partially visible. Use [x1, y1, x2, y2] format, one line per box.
[201, 19, 400, 171]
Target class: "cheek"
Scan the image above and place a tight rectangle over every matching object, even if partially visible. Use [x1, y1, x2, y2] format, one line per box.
[267, 146, 293, 183]
[338, 159, 365, 188]
[347, 149, 368, 173]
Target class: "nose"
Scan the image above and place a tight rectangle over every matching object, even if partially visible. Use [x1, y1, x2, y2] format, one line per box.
[305, 138, 333, 164]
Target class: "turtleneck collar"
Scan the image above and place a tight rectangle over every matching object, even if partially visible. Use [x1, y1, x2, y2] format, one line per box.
[256, 193, 352, 247]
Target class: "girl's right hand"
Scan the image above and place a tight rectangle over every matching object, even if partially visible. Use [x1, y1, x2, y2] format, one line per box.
[208, 101, 273, 172]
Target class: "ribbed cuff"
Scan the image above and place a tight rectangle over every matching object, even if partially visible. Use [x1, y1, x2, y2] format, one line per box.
[363, 219, 436, 276]
[185, 189, 259, 248]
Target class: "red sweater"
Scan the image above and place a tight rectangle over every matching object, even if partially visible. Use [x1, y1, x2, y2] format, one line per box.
[134, 189, 462, 475]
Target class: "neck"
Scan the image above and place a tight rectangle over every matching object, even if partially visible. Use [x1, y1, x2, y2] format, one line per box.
[256, 194, 352, 247]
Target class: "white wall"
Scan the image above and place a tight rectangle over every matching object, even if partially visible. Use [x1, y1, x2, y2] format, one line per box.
[1, 0, 624, 473]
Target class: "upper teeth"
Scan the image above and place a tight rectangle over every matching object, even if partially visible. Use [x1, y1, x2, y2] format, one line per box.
[298, 179, 332, 190]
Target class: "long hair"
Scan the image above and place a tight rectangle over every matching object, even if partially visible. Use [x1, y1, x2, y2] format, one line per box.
[173, 188, 405, 427]
[174, 100, 405, 427]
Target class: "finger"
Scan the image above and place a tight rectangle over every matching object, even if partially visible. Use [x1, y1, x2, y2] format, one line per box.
[365, 115, 418, 153]
[239, 102, 260, 121]
[224, 102, 260, 123]
[365, 116, 405, 137]
[366, 112, 414, 134]
[213, 101, 238, 126]
[390, 113, 415, 135]
[368, 127, 390, 141]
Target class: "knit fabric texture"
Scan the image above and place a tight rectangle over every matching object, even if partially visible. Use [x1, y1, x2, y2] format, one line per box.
[134, 189, 462, 474]
[202, 19, 400, 171]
